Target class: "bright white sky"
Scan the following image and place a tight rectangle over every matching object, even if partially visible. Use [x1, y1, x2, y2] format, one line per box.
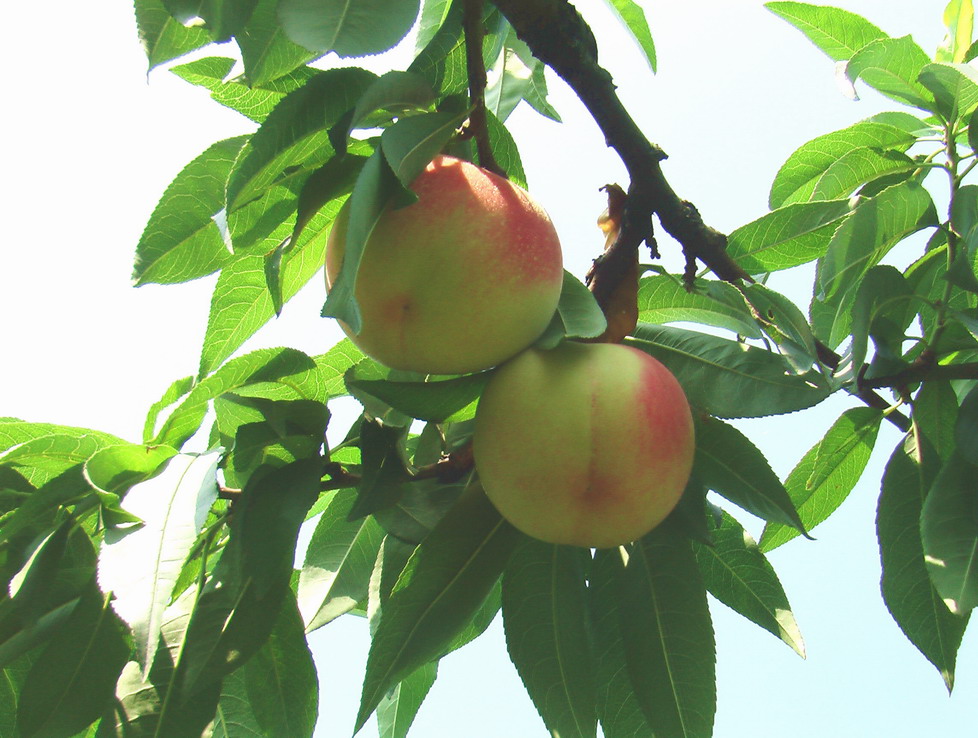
[2, 1, 974, 736]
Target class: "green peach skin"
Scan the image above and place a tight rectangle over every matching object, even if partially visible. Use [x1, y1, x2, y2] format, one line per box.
[473, 342, 695, 548]
[325, 155, 564, 374]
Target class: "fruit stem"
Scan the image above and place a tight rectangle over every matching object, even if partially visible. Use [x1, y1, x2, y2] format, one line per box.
[464, 0, 507, 178]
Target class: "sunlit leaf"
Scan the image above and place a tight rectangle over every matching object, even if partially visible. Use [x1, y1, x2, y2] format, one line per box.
[97, 451, 220, 676]
[765, 2, 887, 61]
[693, 510, 805, 656]
[298, 489, 386, 631]
[760, 407, 882, 551]
[922, 451, 978, 616]
[637, 276, 761, 338]
[726, 199, 851, 273]
[629, 324, 831, 418]
[277, 0, 420, 57]
[693, 416, 806, 533]
[878, 436, 968, 691]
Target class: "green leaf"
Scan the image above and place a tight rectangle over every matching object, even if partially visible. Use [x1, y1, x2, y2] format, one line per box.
[180, 459, 322, 695]
[407, 1, 467, 95]
[0, 467, 90, 551]
[7, 521, 94, 630]
[615, 523, 716, 738]
[765, 2, 887, 61]
[106, 587, 223, 736]
[16, 584, 129, 738]
[919, 62, 978, 119]
[347, 371, 491, 424]
[743, 283, 819, 373]
[381, 110, 471, 188]
[212, 667, 263, 736]
[938, 0, 975, 63]
[415, 0, 453, 52]
[237, 0, 323, 86]
[915, 381, 960, 461]
[376, 661, 437, 738]
[2, 522, 96, 670]
[171, 56, 319, 123]
[349, 418, 412, 520]
[956, 384, 978, 465]
[846, 36, 936, 111]
[277, 0, 420, 56]
[602, 0, 656, 71]
[199, 197, 337, 376]
[1, 652, 35, 737]
[243, 592, 318, 738]
[164, 0, 258, 42]
[769, 121, 917, 208]
[0, 422, 124, 457]
[313, 339, 367, 400]
[693, 416, 807, 533]
[636, 276, 761, 338]
[133, 136, 247, 285]
[628, 324, 831, 418]
[143, 376, 195, 443]
[355, 484, 519, 732]
[321, 150, 404, 334]
[297, 489, 386, 631]
[814, 180, 938, 347]
[482, 109, 527, 187]
[849, 265, 916, 377]
[134, 0, 212, 70]
[589, 552, 654, 738]
[83, 443, 179, 497]
[227, 67, 377, 211]
[485, 47, 535, 122]
[558, 270, 607, 338]
[725, 199, 852, 273]
[346, 71, 437, 140]
[878, 436, 968, 691]
[760, 407, 883, 551]
[0, 434, 116, 489]
[693, 510, 805, 657]
[922, 451, 978, 616]
[502, 540, 596, 738]
[523, 60, 561, 122]
[536, 270, 606, 348]
[98, 451, 220, 676]
[154, 347, 321, 448]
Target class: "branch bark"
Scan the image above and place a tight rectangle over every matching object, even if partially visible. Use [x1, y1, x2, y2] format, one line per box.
[488, 0, 751, 308]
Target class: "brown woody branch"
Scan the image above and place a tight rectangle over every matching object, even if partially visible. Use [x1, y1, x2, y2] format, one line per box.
[860, 361, 978, 390]
[488, 0, 751, 309]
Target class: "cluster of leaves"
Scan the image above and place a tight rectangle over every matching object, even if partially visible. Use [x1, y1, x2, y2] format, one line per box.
[2, 0, 977, 737]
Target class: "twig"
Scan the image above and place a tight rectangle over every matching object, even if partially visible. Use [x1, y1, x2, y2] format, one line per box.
[489, 0, 751, 310]
[860, 361, 978, 389]
[464, 0, 507, 177]
[217, 442, 475, 500]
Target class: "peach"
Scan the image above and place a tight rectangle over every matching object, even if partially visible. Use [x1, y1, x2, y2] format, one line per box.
[473, 341, 694, 548]
[325, 155, 564, 374]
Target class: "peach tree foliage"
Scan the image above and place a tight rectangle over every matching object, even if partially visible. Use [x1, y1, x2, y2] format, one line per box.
[2, 0, 978, 736]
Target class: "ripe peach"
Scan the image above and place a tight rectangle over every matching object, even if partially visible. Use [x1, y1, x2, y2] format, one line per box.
[325, 155, 564, 374]
[473, 341, 694, 548]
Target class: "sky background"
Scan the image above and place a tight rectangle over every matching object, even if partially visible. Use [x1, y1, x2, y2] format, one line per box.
[2, 1, 975, 736]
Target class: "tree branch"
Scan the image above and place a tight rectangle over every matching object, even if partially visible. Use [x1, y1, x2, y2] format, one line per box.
[489, 0, 751, 309]
[464, 0, 506, 177]
[860, 361, 978, 389]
